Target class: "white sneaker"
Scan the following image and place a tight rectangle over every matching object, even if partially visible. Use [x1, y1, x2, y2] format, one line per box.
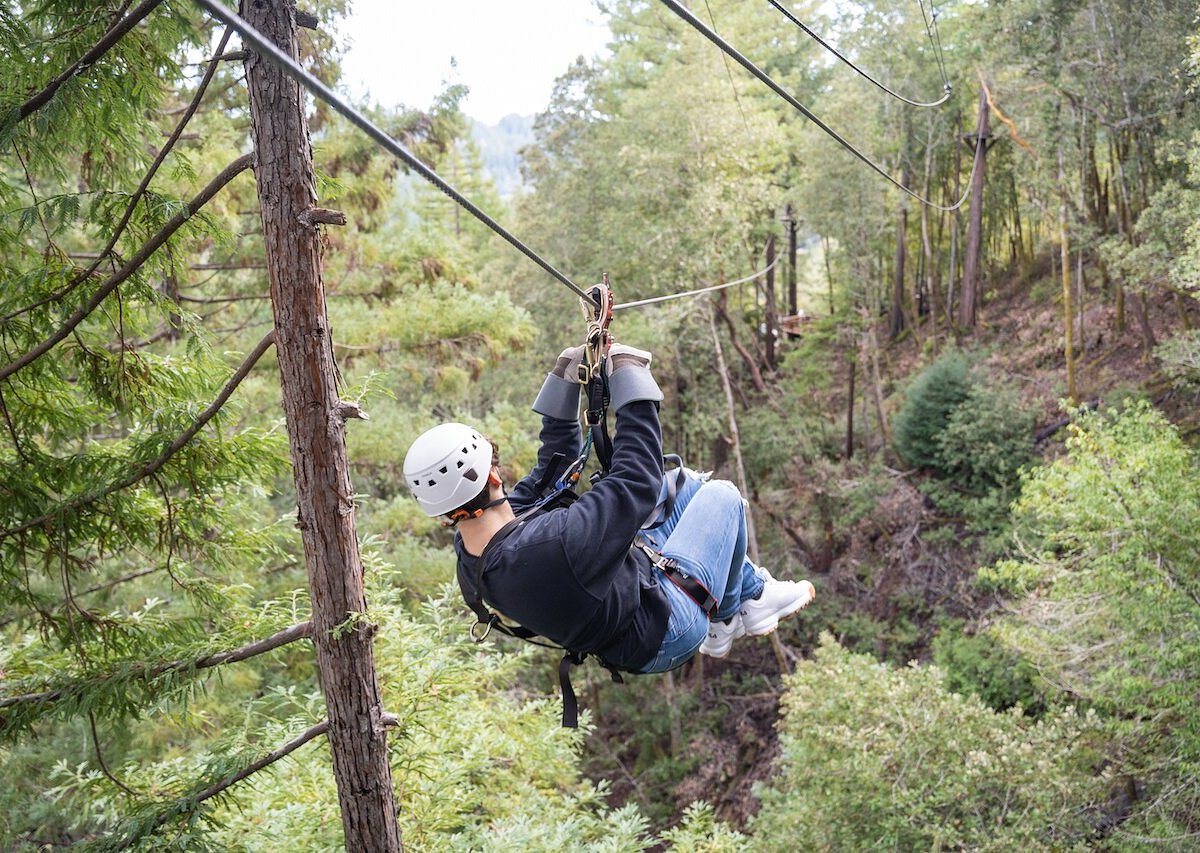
[740, 576, 815, 636]
[699, 613, 745, 658]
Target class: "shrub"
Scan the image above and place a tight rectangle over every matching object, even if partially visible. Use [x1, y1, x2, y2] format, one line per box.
[989, 401, 1200, 840]
[749, 636, 1107, 852]
[932, 628, 1044, 714]
[891, 349, 973, 471]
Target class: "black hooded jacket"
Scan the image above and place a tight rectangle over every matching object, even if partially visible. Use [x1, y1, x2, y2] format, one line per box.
[454, 401, 671, 670]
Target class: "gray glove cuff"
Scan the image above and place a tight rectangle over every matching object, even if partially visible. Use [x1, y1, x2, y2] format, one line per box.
[532, 373, 582, 420]
[609, 365, 663, 411]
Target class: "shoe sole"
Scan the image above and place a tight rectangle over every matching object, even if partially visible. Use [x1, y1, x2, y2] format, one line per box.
[742, 580, 815, 636]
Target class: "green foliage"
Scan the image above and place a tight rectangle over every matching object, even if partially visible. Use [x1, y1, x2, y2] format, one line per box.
[892, 351, 1035, 532]
[932, 627, 1044, 714]
[891, 349, 974, 470]
[750, 636, 1107, 852]
[989, 401, 1200, 838]
[1154, 329, 1200, 393]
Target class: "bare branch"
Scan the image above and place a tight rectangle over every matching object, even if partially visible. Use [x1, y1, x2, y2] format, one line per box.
[297, 207, 346, 227]
[0, 153, 255, 383]
[0, 330, 275, 540]
[15, 0, 164, 123]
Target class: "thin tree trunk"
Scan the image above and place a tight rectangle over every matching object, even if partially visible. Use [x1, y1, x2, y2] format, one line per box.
[947, 113, 963, 326]
[959, 85, 990, 329]
[863, 318, 891, 447]
[707, 301, 758, 563]
[785, 203, 798, 318]
[823, 235, 835, 315]
[241, 2, 401, 849]
[845, 356, 856, 460]
[713, 289, 767, 393]
[889, 168, 909, 339]
[765, 233, 777, 369]
[1058, 147, 1077, 404]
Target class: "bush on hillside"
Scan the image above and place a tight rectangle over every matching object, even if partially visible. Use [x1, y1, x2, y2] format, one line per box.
[891, 349, 973, 471]
[750, 636, 1107, 851]
[892, 351, 1036, 533]
[986, 401, 1200, 840]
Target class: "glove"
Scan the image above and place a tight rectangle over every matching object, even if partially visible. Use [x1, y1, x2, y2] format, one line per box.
[606, 343, 663, 410]
[532, 345, 587, 420]
[550, 345, 587, 380]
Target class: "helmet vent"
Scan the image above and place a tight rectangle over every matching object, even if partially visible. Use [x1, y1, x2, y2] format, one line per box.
[427, 479, 436, 486]
[456, 460, 464, 468]
[462, 467, 479, 482]
[439, 466, 447, 474]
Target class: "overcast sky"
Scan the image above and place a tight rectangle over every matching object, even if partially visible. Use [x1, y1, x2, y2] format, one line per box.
[338, 0, 612, 124]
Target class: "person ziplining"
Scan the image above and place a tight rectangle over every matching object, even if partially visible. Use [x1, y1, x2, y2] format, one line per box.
[402, 284, 815, 726]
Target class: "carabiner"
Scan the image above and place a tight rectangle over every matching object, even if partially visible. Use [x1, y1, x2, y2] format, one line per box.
[579, 276, 614, 383]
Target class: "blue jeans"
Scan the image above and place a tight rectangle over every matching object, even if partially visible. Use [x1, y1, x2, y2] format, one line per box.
[638, 471, 766, 673]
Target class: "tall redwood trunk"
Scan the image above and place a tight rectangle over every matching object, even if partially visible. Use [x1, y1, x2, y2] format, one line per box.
[241, 2, 402, 849]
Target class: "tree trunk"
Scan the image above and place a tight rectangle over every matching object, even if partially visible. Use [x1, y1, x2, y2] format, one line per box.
[764, 233, 777, 370]
[959, 86, 990, 329]
[241, 2, 402, 849]
[707, 301, 758, 562]
[1058, 147, 1077, 405]
[845, 356, 856, 460]
[785, 203, 798, 319]
[889, 168, 909, 339]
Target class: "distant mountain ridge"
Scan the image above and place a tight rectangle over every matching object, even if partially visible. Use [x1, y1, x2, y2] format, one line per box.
[470, 113, 534, 199]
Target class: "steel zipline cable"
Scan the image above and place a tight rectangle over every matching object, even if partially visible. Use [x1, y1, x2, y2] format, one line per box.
[191, 0, 590, 301]
[658, 0, 977, 213]
[766, 0, 951, 108]
[917, 0, 952, 93]
[614, 258, 778, 311]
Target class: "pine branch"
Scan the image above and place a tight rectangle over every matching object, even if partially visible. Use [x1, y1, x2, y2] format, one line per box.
[0, 621, 312, 711]
[0, 329, 275, 540]
[15, 0, 164, 123]
[5, 27, 237, 324]
[109, 719, 330, 851]
[0, 153, 255, 383]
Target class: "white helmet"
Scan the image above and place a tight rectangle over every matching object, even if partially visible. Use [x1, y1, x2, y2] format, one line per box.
[403, 423, 493, 517]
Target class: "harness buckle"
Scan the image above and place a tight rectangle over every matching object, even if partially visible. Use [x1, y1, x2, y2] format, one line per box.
[637, 541, 719, 617]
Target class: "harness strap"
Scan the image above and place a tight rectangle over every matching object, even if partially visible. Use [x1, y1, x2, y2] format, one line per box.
[643, 454, 686, 531]
[636, 541, 718, 616]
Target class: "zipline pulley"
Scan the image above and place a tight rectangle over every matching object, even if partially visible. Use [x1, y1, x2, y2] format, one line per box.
[578, 277, 615, 477]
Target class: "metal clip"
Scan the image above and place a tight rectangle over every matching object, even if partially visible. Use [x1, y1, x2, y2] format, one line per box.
[469, 617, 496, 642]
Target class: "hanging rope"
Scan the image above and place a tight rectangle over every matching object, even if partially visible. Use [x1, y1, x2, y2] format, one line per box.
[190, 0, 589, 301]
[766, 0, 951, 108]
[658, 0, 978, 213]
[614, 258, 778, 311]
